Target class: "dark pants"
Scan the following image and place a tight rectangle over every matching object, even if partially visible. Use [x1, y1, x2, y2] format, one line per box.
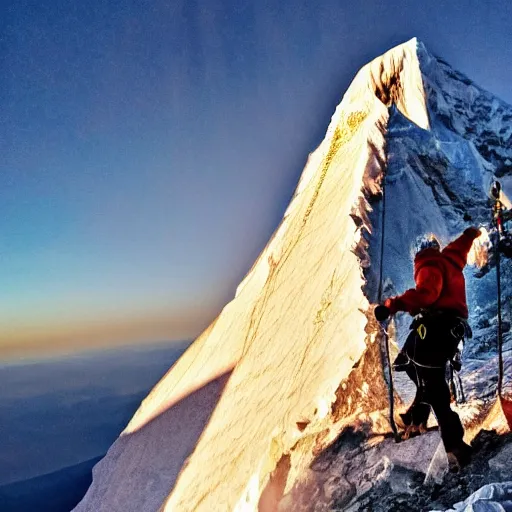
[396, 312, 466, 452]
[401, 363, 464, 452]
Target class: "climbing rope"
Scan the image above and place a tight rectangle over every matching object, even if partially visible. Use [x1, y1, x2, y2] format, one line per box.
[377, 168, 400, 441]
[496, 232, 504, 398]
[492, 187, 505, 398]
[491, 181, 512, 429]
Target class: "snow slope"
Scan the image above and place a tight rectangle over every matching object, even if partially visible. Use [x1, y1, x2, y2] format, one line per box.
[74, 38, 512, 512]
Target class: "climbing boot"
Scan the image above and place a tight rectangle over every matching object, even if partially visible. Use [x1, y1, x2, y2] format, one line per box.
[401, 422, 428, 440]
[446, 442, 472, 472]
[395, 413, 427, 440]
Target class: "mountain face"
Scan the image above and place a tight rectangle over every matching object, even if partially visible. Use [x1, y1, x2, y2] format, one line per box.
[74, 38, 512, 512]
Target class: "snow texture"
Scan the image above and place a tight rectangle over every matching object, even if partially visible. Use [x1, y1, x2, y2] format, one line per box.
[436, 482, 512, 512]
[74, 38, 512, 512]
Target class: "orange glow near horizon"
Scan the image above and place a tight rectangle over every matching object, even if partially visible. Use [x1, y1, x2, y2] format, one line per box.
[0, 307, 218, 360]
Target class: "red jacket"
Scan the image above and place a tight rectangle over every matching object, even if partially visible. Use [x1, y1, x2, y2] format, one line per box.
[385, 230, 480, 319]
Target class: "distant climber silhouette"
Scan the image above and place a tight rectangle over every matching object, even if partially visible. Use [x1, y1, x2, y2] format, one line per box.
[375, 227, 481, 471]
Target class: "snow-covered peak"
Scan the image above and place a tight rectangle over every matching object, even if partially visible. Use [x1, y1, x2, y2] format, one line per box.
[74, 40, 512, 512]
[336, 37, 429, 130]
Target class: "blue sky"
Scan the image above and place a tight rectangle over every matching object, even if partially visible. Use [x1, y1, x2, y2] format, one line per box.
[3, 0, 512, 356]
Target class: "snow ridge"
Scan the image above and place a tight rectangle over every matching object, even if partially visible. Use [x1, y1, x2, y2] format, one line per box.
[74, 39, 512, 512]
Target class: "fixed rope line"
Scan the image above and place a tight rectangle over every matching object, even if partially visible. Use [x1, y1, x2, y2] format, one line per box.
[495, 207, 504, 398]
[491, 181, 512, 429]
[378, 169, 399, 441]
[491, 181, 506, 398]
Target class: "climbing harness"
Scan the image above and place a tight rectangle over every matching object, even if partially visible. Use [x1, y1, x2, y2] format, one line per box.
[491, 181, 512, 428]
[413, 312, 468, 403]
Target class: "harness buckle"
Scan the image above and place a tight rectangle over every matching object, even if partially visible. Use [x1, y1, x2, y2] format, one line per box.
[417, 324, 427, 340]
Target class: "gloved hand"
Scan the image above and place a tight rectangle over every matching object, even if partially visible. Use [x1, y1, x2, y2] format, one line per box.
[464, 226, 482, 239]
[374, 305, 391, 322]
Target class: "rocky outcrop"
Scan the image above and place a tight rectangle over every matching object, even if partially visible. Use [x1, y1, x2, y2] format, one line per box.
[281, 429, 512, 512]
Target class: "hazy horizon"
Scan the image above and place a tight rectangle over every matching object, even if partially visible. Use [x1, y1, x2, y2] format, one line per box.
[0, 340, 190, 485]
[0, 335, 192, 363]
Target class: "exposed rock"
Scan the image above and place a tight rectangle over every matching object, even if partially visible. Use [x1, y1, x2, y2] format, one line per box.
[280, 428, 442, 511]
[356, 430, 512, 511]
[488, 443, 512, 473]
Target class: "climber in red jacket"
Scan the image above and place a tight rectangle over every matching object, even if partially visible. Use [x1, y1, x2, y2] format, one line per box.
[375, 226, 481, 470]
